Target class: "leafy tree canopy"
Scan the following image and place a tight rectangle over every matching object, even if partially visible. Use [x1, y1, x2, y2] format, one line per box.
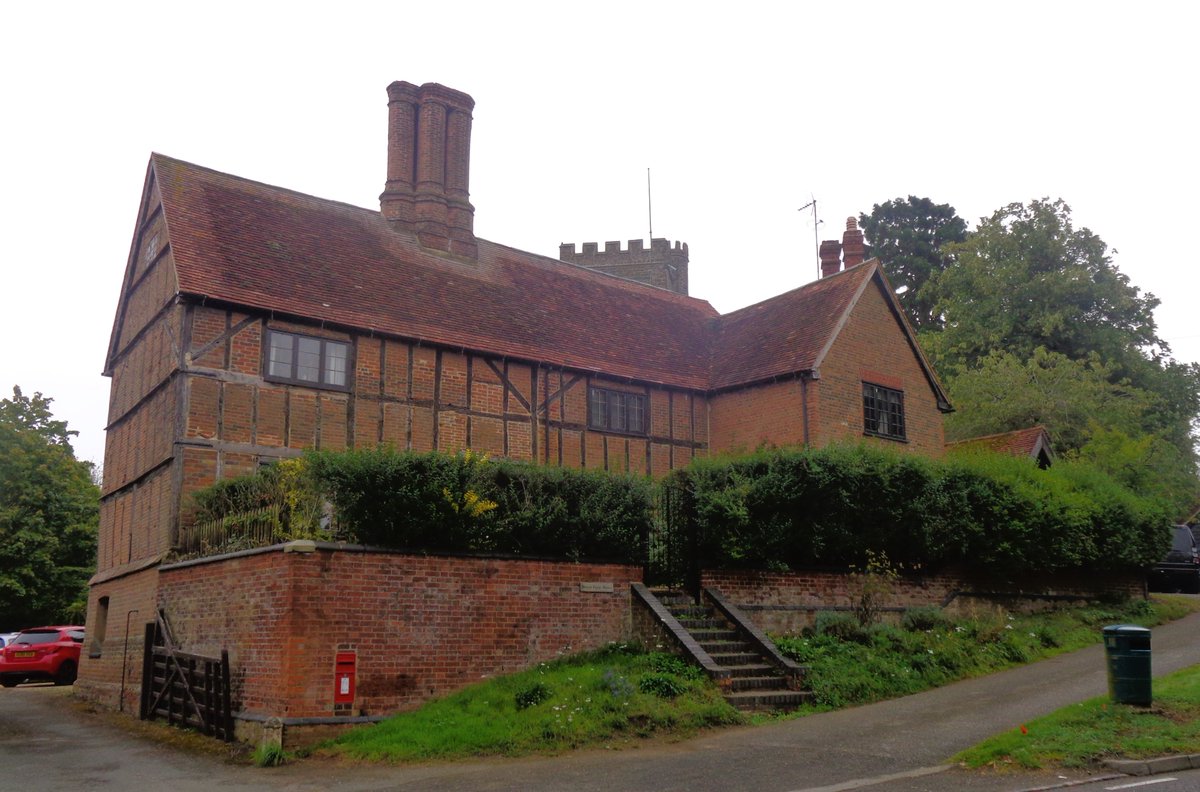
[943, 348, 1151, 452]
[853, 193, 1198, 521]
[943, 349, 1199, 515]
[0, 386, 98, 631]
[926, 198, 1163, 377]
[859, 196, 967, 332]
[1075, 427, 1199, 521]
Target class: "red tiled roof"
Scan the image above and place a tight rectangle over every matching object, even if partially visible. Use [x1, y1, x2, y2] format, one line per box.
[145, 154, 941, 397]
[708, 264, 874, 390]
[945, 426, 1054, 461]
[153, 155, 717, 389]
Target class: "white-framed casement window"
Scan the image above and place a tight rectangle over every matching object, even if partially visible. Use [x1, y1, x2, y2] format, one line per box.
[266, 330, 350, 389]
[862, 382, 906, 440]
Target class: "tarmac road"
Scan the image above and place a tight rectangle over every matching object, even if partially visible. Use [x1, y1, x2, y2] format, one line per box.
[3, 610, 1200, 792]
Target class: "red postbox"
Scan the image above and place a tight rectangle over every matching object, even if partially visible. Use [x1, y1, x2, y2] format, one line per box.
[334, 651, 356, 704]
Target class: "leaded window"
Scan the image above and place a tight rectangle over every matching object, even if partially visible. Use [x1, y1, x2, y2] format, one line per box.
[588, 387, 647, 434]
[863, 382, 905, 440]
[266, 330, 349, 389]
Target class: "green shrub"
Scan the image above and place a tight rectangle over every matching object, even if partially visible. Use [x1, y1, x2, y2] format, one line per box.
[813, 612, 866, 642]
[670, 444, 1170, 576]
[646, 653, 702, 680]
[188, 448, 653, 563]
[307, 448, 652, 561]
[994, 634, 1032, 664]
[638, 673, 687, 698]
[961, 610, 1010, 643]
[901, 606, 950, 632]
[252, 744, 289, 767]
[1127, 598, 1154, 618]
[1033, 625, 1061, 649]
[601, 668, 634, 700]
[514, 681, 553, 710]
[189, 458, 327, 538]
[190, 441, 1172, 576]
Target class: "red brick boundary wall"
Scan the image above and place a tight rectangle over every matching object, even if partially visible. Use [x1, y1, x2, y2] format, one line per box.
[76, 564, 162, 712]
[701, 567, 1146, 634]
[156, 544, 640, 731]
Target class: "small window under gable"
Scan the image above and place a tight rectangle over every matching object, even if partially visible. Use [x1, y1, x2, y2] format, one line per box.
[588, 386, 647, 435]
[266, 330, 350, 389]
[863, 382, 906, 441]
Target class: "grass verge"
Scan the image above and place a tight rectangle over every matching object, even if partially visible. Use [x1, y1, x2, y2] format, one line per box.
[317, 645, 742, 762]
[955, 663, 1200, 769]
[772, 595, 1197, 711]
[315, 595, 1199, 763]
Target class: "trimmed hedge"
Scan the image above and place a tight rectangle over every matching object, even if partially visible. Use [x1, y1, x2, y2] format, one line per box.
[190, 449, 653, 564]
[667, 444, 1170, 576]
[188, 444, 1171, 576]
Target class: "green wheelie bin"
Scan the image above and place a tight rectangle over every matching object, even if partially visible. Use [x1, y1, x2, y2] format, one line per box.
[1102, 624, 1151, 706]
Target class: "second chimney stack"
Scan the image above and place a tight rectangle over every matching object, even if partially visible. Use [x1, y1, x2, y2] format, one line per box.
[819, 216, 868, 277]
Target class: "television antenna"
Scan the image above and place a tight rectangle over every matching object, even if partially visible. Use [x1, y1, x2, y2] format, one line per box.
[647, 168, 653, 239]
[799, 197, 822, 278]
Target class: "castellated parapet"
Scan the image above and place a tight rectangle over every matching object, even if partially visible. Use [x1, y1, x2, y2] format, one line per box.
[558, 238, 689, 295]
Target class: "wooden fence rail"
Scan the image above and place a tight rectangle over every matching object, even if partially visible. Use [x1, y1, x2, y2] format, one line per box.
[178, 504, 281, 555]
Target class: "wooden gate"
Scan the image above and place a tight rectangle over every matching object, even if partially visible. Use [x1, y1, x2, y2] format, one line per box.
[139, 611, 235, 741]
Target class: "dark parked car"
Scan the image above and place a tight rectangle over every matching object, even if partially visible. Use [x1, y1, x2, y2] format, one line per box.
[0, 626, 85, 687]
[1148, 525, 1200, 594]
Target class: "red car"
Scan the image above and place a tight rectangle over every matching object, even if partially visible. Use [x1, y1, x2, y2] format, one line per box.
[0, 626, 85, 687]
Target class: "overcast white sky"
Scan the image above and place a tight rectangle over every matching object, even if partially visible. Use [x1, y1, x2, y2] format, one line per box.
[3, 1, 1197, 468]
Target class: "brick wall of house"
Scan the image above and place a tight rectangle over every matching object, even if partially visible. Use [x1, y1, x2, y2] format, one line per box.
[99, 186, 188, 576]
[812, 280, 946, 456]
[104, 383, 177, 496]
[702, 567, 1145, 634]
[706, 279, 947, 458]
[98, 466, 174, 571]
[708, 378, 808, 454]
[82, 183, 187, 698]
[156, 547, 641, 720]
[75, 566, 161, 713]
[106, 309, 180, 427]
[170, 305, 709, 524]
[112, 219, 177, 378]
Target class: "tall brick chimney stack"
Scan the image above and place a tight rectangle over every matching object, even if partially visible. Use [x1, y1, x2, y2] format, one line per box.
[819, 239, 842, 278]
[842, 217, 865, 269]
[380, 81, 477, 258]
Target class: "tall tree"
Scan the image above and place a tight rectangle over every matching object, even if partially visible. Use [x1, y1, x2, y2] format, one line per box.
[859, 196, 967, 331]
[927, 198, 1162, 377]
[0, 387, 98, 631]
[944, 349, 1200, 516]
[943, 348, 1151, 452]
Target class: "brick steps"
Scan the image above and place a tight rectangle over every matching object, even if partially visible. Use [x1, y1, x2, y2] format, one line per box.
[724, 689, 813, 709]
[653, 590, 811, 712]
[708, 652, 764, 667]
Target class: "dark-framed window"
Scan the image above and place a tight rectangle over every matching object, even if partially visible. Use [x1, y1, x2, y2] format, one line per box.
[266, 330, 350, 389]
[588, 387, 647, 434]
[863, 382, 906, 440]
